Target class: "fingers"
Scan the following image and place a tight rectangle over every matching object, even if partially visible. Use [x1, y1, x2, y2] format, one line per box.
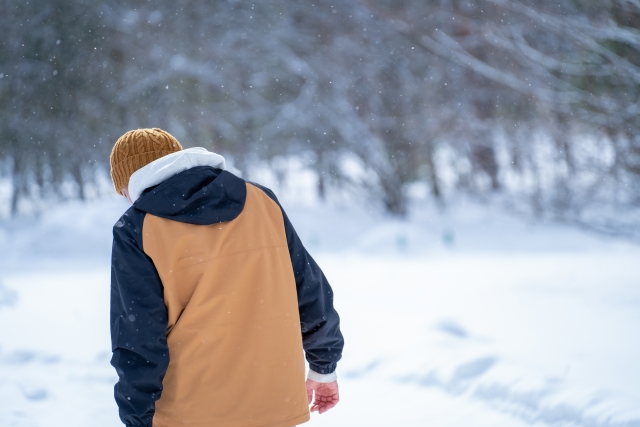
[319, 401, 337, 414]
[308, 380, 340, 414]
[313, 401, 336, 414]
[312, 391, 339, 414]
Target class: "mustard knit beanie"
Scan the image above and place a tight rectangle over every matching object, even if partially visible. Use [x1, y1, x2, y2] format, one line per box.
[110, 128, 182, 195]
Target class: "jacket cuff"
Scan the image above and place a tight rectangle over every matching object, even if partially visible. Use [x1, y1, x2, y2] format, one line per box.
[308, 368, 337, 383]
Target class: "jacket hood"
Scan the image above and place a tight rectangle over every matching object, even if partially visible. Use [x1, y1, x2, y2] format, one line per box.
[131, 149, 245, 225]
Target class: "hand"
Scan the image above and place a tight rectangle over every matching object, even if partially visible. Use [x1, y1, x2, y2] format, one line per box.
[306, 379, 339, 414]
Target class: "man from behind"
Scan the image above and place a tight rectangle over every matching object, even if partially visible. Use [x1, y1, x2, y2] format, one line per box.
[109, 128, 344, 427]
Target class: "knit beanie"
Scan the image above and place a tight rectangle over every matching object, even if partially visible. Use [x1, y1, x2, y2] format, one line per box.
[110, 128, 183, 195]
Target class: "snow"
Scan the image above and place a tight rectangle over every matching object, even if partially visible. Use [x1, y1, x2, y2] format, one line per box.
[0, 193, 639, 427]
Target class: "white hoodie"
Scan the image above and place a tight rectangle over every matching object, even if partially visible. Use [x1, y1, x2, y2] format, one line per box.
[128, 147, 226, 202]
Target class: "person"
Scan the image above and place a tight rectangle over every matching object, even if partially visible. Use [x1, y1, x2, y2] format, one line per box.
[109, 128, 344, 427]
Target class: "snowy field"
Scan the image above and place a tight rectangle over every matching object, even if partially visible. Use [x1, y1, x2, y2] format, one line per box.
[0, 190, 639, 427]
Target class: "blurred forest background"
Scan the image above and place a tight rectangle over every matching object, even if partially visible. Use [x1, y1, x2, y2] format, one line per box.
[1, 0, 640, 237]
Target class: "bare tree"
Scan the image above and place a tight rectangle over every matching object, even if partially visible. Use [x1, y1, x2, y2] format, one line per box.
[1, 0, 639, 236]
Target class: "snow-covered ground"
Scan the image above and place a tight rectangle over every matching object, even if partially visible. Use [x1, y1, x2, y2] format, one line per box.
[0, 189, 639, 427]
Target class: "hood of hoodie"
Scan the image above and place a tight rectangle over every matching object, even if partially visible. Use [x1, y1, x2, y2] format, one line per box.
[130, 148, 246, 225]
[129, 147, 226, 202]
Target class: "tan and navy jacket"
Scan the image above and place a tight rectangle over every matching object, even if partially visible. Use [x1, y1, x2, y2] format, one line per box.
[110, 151, 343, 427]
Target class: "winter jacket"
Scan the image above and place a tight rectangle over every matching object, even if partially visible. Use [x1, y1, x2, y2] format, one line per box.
[110, 149, 344, 427]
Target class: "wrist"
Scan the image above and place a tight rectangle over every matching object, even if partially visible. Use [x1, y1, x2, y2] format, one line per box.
[307, 368, 337, 383]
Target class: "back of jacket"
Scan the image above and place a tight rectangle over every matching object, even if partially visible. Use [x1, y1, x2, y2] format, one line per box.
[110, 163, 343, 427]
[145, 183, 308, 427]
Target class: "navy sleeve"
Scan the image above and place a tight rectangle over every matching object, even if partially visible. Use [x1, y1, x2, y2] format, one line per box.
[110, 207, 170, 427]
[250, 183, 344, 375]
